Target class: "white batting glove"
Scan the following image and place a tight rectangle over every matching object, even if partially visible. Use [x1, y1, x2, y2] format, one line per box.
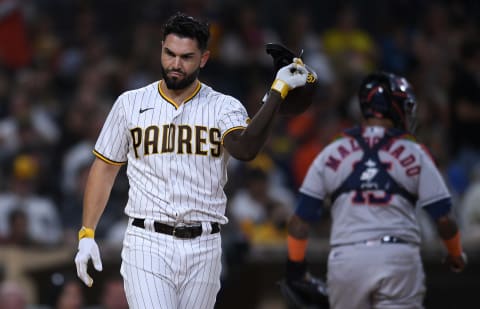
[75, 236, 103, 287]
[271, 58, 308, 99]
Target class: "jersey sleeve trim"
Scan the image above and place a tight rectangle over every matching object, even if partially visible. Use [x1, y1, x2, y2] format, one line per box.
[295, 193, 324, 223]
[422, 197, 452, 220]
[221, 126, 246, 144]
[157, 80, 201, 109]
[299, 187, 324, 200]
[93, 150, 127, 166]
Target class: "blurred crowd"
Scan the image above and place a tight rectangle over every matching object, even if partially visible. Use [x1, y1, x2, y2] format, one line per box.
[0, 0, 479, 307]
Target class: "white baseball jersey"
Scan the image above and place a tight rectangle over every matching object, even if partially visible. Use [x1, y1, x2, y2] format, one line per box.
[94, 80, 249, 225]
[300, 125, 451, 246]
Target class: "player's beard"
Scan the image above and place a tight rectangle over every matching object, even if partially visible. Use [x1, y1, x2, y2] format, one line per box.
[161, 65, 200, 90]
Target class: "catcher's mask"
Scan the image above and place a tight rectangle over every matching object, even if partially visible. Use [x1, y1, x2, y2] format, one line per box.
[358, 72, 417, 132]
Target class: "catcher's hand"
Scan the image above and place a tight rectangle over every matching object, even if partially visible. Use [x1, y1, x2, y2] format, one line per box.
[444, 252, 467, 273]
[278, 273, 329, 309]
[75, 237, 103, 287]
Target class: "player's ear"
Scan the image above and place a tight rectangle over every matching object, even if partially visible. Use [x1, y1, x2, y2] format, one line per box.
[200, 50, 210, 68]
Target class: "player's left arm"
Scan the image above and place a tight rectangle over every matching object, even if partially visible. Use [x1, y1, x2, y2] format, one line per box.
[223, 90, 282, 161]
[286, 152, 327, 280]
[224, 61, 308, 161]
[283, 193, 325, 285]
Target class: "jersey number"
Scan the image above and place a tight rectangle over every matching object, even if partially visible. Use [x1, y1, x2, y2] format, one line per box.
[352, 190, 392, 206]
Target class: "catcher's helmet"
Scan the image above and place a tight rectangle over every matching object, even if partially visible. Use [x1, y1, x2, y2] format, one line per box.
[358, 72, 417, 132]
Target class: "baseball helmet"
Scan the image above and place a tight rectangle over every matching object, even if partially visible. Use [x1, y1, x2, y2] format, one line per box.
[266, 43, 319, 116]
[358, 71, 417, 132]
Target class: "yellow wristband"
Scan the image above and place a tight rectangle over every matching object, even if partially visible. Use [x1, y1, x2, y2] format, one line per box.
[271, 79, 290, 99]
[78, 226, 95, 240]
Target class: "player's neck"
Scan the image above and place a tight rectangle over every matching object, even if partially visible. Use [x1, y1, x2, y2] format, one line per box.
[160, 79, 200, 106]
[364, 117, 394, 129]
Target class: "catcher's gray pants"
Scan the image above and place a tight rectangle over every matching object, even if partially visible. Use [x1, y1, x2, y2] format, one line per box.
[327, 243, 425, 309]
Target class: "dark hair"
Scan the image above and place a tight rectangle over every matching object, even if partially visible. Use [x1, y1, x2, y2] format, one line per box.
[162, 12, 210, 51]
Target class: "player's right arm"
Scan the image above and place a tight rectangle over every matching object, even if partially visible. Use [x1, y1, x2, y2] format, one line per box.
[75, 158, 121, 287]
[417, 145, 467, 272]
[82, 158, 122, 229]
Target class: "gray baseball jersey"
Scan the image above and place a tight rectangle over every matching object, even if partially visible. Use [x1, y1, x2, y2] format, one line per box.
[300, 125, 450, 309]
[300, 125, 450, 246]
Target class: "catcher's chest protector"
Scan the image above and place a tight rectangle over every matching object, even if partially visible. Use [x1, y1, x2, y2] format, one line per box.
[330, 127, 417, 204]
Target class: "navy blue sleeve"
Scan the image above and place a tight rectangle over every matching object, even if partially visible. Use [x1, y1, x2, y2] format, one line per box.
[422, 197, 452, 220]
[294, 193, 324, 223]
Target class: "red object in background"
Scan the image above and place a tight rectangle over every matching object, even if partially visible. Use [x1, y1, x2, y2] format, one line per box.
[291, 138, 324, 188]
[0, 2, 31, 69]
[287, 112, 323, 188]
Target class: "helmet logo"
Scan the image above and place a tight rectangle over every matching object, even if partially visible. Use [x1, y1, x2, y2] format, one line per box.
[307, 72, 316, 84]
[366, 86, 383, 102]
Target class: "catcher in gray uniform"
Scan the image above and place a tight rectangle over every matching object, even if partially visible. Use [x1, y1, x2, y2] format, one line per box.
[283, 72, 467, 309]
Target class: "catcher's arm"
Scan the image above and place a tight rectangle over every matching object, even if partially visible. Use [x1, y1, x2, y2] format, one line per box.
[423, 201, 467, 272]
[435, 215, 467, 272]
[286, 193, 326, 279]
[286, 214, 311, 280]
[278, 194, 330, 308]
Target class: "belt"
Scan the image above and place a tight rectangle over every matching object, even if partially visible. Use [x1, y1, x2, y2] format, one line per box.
[131, 218, 220, 239]
[333, 236, 410, 247]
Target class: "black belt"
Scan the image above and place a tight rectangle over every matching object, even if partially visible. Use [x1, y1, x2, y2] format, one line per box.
[333, 236, 410, 247]
[132, 218, 220, 239]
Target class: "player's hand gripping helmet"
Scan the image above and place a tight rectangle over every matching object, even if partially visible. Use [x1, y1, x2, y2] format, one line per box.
[265, 43, 318, 115]
[358, 72, 417, 132]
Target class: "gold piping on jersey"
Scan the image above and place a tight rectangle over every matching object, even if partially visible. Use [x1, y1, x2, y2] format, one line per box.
[93, 150, 126, 166]
[157, 80, 202, 109]
[221, 126, 246, 145]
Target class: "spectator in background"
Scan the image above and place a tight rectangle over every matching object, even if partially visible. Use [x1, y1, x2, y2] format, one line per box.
[322, 4, 377, 79]
[283, 8, 334, 86]
[448, 38, 480, 193]
[0, 153, 61, 246]
[0, 280, 27, 309]
[0, 0, 31, 70]
[229, 167, 294, 245]
[61, 161, 92, 245]
[378, 20, 415, 75]
[0, 90, 59, 162]
[61, 102, 109, 197]
[98, 275, 128, 309]
[288, 110, 344, 189]
[49, 274, 85, 309]
[0, 208, 36, 247]
[218, 4, 279, 69]
[460, 164, 480, 242]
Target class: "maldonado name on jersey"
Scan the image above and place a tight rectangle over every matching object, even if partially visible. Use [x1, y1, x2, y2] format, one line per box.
[130, 123, 221, 158]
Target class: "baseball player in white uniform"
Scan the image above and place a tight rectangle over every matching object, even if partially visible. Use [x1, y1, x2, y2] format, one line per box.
[74, 12, 310, 309]
[284, 72, 467, 309]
